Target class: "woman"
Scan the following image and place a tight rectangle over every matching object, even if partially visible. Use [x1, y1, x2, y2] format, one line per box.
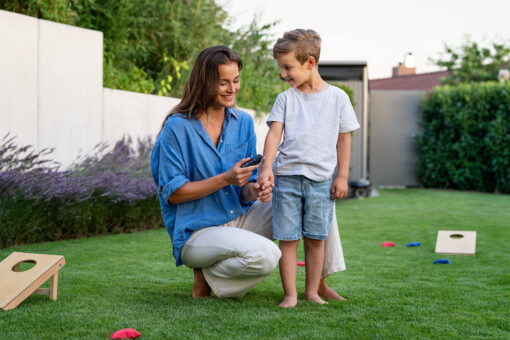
[151, 45, 346, 299]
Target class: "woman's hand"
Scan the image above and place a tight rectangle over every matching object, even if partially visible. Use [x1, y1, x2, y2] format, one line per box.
[242, 180, 273, 202]
[225, 158, 259, 186]
[331, 177, 349, 199]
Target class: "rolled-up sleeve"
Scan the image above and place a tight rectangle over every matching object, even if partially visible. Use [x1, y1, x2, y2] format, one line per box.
[158, 125, 190, 205]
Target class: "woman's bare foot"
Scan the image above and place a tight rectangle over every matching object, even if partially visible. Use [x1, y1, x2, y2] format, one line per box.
[318, 278, 346, 300]
[278, 295, 298, 308]
[305, 293, 328, 305]
[192, 269, 211, 298]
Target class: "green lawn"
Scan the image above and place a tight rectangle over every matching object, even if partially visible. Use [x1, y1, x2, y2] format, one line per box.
[1, 189, 509, 339]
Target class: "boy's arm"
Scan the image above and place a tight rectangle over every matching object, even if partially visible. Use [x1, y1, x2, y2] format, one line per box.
[258, 121, 284, 186]
[331, 132, 351, 199]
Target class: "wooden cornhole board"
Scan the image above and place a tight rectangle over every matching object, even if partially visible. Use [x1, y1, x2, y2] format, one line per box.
[0, 252, 65, 310]
[435, 230, 477, 255]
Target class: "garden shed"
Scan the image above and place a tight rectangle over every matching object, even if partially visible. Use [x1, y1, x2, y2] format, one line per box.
[319, 61, 369, 181]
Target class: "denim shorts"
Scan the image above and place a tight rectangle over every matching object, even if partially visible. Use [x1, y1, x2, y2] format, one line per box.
[272, 175, 334, 241]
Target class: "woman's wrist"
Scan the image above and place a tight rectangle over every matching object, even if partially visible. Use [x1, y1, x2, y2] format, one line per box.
[219, 171, 231, 186]
[241, 182, 258, 202]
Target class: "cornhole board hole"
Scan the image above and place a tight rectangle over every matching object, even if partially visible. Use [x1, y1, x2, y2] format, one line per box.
[435, 230, 477, 255]
[0, 252, 65, 310]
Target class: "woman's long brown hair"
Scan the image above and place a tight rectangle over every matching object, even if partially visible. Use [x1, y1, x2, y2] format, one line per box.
[160, 45, 243, 130]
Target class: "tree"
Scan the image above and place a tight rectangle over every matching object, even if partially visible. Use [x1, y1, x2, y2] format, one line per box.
[231, 20, 287, 115]
[433, 38, 510, 85]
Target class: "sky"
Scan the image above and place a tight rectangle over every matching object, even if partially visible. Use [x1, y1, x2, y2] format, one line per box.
[217, 0, 510, 79]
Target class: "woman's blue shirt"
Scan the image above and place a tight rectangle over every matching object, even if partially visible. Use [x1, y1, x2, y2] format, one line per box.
[150, 108, 258, 265]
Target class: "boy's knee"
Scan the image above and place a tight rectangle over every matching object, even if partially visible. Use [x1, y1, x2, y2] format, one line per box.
[303, 237, 325, 248]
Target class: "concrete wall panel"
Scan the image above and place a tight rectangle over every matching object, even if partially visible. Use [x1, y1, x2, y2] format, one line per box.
[369, 90, 423, 186]
[147, 94, 179, 137]
[0, 10, 38, 147]
[38, 19, 103, 166]
[103, 89, 149, 146]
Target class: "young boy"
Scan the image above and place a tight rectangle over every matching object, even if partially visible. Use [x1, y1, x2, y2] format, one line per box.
[258, 29, 360, 308]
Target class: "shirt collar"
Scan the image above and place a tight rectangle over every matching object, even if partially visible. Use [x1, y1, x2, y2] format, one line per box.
[226, 107, 239, 120]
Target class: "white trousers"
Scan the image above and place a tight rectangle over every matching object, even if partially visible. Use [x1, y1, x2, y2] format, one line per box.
[180, 200, 346, 298]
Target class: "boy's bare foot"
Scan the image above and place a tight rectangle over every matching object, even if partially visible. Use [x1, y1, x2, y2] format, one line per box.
[305, 293, 328, 305]
[318, 278, 346, 300]
[192, 269, 211, 298]
[278, 295, 298, 308]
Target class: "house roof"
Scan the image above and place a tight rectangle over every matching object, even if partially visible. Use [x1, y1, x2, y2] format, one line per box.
[369, 70, 450, 91]
[319, 61, 367, 81]
[320, 61, 368, 67]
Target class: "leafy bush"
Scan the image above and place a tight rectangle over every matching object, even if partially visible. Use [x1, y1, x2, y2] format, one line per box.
[232, 21, 287, 114]
[417, 81, 510, 193]
[0, 135, 163, 248]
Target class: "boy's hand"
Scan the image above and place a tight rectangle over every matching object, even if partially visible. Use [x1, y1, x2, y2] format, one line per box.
[256, 167, 274, 202]
[257, 167, 274, 187]
[331, 177, 348, 199]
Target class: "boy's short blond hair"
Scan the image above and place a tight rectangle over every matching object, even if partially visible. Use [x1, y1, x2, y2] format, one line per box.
[273, 29, 322, 64]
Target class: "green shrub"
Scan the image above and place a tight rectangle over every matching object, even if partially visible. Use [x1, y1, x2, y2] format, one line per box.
[0, 195, 163, 248]
[232, 21, 287, 115]
[0, 136, 163, 248]
[417, 81, 510, 193]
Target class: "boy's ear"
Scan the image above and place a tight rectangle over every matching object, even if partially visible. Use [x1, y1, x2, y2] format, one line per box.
[307, 56, 316, 69]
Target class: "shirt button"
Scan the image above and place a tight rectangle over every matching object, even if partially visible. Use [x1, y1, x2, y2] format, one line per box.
[220, 140, 223, 143]
[225, 192, 229, 195]
[230, 210, 234, 214]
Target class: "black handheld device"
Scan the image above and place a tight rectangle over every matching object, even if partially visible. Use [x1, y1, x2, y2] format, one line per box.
[241, 154, 263, 168]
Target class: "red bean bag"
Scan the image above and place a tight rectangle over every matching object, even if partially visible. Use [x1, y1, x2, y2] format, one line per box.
[381, 241, 396, 247]
[110, 328, 141, 339]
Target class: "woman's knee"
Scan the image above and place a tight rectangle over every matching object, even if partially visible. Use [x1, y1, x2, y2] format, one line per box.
[230, 229, 281, 276]
[225, 241, 280, 277]
[251, 241, 281, 275]
[208, 249, 278, 279]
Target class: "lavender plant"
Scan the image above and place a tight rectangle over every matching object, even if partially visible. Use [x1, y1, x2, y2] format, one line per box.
[0, 134, 162, 248]
[70, 136, 157, 204]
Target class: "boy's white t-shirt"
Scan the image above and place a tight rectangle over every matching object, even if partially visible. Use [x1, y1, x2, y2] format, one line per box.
[266, 85, 360, 182]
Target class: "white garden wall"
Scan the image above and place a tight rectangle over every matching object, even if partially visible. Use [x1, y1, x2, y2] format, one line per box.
[102, 88, 181, 146]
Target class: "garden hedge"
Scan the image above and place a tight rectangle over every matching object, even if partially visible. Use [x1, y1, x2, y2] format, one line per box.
[0, 196, 163, 248]
[0, 136, 164, 248]
[417, 81, 510, 193]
